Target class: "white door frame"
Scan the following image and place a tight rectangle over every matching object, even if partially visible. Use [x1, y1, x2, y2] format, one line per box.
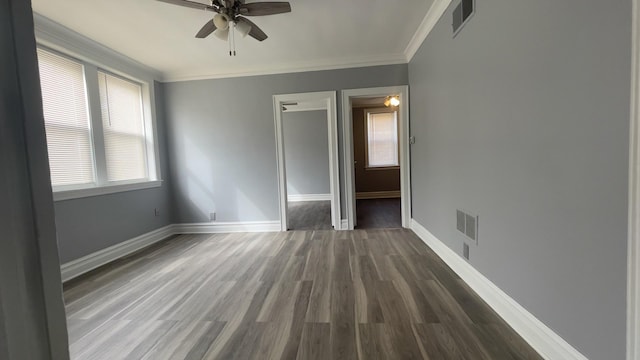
[273, 91, 341, 231]
[341, 86, 411, 230]
[629, 1, 640, 359]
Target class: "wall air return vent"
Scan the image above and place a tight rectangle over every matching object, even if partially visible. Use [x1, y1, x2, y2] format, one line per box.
[452, 0, 475, 37]
[456, 209, 479, 244]
[456, 210, 466, 233]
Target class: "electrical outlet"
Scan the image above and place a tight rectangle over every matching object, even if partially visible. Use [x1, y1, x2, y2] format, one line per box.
[210, 212, 216, 221]
[154, 208, 160, 217]
[463, 243, 470, 260]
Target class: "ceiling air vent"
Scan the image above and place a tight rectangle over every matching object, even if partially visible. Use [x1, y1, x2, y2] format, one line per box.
[453, 0, 475, 37]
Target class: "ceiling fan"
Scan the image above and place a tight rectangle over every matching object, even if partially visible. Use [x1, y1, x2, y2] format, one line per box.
[157, 0, 291, 55]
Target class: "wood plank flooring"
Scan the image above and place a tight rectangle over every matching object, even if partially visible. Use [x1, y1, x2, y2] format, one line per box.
[64, 229, 542, 360]
[287, 201, 332, 230]
[356, 199, 401, 229]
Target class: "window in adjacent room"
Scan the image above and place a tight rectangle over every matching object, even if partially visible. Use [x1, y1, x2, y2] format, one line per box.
[365, 109, 399, 169]
[36, 47, 159, 198]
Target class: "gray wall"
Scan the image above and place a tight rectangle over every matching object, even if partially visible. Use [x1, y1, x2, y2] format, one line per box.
[0, 296, 7, 358]
[1, 0, 68, 357]
[283, 110, 330, 196]
[163, 64, 408, 223]
[54, 82, 173, 263]
[408, 1, 629, 359]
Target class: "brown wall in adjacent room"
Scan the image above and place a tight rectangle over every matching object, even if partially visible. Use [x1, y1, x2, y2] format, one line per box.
[352, 107, 400, 194]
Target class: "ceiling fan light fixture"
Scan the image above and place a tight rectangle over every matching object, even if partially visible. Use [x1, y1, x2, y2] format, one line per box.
[213, 13, 229, 30]
[158, 0, 292, 51]
[235, 21, 252, 38]
[213, 27, 229, 40]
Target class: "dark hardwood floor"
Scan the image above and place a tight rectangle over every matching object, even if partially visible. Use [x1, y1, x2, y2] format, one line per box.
[356, 198, 401, 229]
[64, 229, 541, 360]
[287, 201, 332, 230]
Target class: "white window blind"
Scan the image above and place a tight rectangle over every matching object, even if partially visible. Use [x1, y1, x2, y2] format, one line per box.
[367, 111, 399, 168]
[37, 49, 95, 187]
[98, 71, 148, 182]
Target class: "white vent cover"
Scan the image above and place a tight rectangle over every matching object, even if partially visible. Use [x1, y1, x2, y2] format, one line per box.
[456, 209, 479, 244]
[453, 0, 475, 36]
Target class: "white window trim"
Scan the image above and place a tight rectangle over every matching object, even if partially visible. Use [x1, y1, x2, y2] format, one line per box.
[364, 107, 400, 169]
[96, 69, 153, 183]
[53, 180, 162, 202]
[35, 34, 162, 202]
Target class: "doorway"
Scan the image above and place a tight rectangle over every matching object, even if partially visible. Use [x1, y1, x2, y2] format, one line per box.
[283, 106, 331, 230]
[342, 86, 411, 230]
[273, 91, 341, 231]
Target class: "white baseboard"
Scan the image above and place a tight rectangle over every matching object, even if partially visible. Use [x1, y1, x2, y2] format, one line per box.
[287, 193, 332, 202]
[60, 220, 282, 282]
[60, 225, 174, 282]
[410, 219, 588, 360]
[341, 219, 349, 230]
[174, 221, 281, 234]
[356, 190, 401, 199]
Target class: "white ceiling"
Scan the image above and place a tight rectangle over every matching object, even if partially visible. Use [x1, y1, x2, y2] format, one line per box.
[31, 0, 435, 81]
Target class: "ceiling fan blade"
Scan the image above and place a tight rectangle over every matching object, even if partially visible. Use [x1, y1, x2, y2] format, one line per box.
[236, 17, 268, 41]
[195, 20, 217, 38]
[156, 0, 215, 11]
[239, 2, 291, 16]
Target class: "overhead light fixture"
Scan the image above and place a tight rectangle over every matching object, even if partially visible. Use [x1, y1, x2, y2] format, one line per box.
[235, 21, 252, 38]
[211, 14, 249, 56]
[384, 96, 400, 107]
[213, 13, 229, 30]
[213, 27, 229, 41]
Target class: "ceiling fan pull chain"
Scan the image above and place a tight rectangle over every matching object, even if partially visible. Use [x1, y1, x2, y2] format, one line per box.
[232, 23, 237, 56]
[157, 0, 292, 54]
[228, 24, 232, 56]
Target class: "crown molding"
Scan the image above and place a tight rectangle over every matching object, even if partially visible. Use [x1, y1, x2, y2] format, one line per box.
[33, 13, 162, 81]
[33, 4, 448, 84]
[404, 0, 453, 62]
[160, 54, 407, 82]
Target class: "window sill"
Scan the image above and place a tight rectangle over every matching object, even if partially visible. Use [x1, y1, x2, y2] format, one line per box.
[365, 166, 400, 171]
[53, 180, 162, 202]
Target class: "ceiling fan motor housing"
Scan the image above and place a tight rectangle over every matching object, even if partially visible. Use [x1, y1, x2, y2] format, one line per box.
[157, 0, 291, 44]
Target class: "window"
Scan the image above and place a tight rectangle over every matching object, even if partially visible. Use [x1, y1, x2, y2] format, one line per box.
[37, 49, 94, 187]
[98, 72, 148, 182]
[366, 109, 399, 168]
[36, 47, 159, 199]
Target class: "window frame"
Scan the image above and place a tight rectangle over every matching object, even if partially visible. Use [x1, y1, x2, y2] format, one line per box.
[97, 69, 151, 183]
[36, 47, 97, 190]
[364, 108, 400, 170]
[36, 45, 162, 201]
